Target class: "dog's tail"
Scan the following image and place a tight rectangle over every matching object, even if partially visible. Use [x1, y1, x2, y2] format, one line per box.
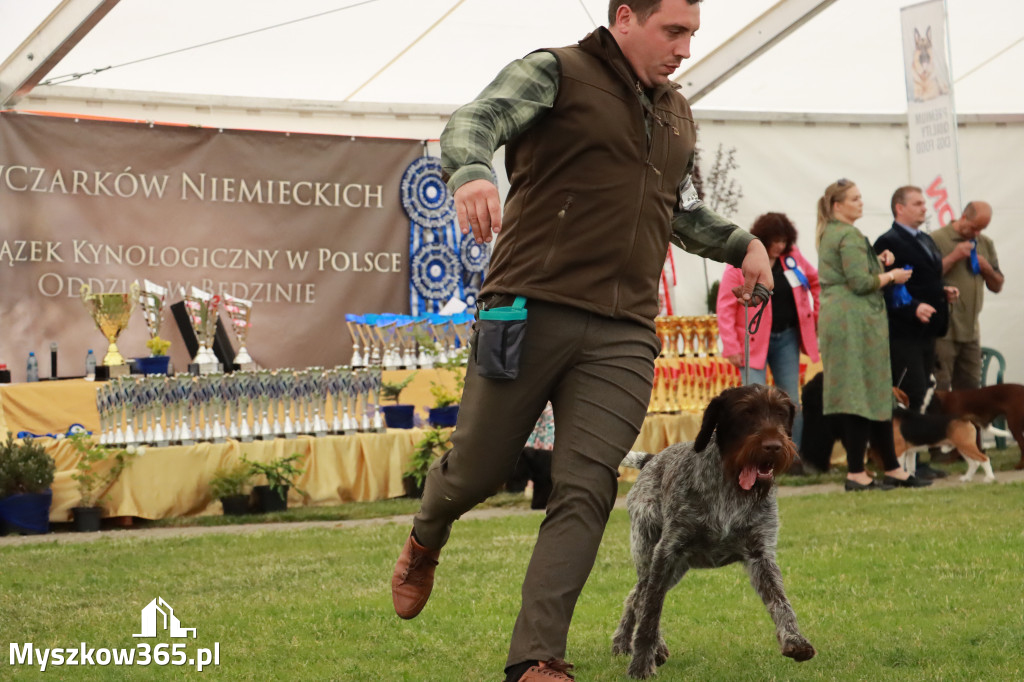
[621, 450, 654, 470]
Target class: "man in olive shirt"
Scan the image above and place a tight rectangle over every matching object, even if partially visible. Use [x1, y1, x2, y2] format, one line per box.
[390, 2, 773, 680]
[932, 201, 1003, 390]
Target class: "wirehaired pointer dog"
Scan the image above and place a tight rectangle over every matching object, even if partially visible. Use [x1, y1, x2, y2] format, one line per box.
[613, 385, 815, 679]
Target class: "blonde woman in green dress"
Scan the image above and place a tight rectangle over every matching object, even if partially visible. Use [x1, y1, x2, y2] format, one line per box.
[815, 179, 930, 490]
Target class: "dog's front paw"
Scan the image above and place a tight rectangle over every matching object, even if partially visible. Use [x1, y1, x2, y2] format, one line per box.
[655, 638, 670, 666]
[612, 633, 632, 656]
[627, 653, 658, 679]
[781, 635, 816, 662]
[984, 475, 997, 483]
[959, 473, 973, 482]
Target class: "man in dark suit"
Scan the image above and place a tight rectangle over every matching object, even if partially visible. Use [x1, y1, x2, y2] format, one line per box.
[874, 185, 958, 479]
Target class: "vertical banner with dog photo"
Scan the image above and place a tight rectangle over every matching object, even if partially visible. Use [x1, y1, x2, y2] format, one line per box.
[901, 0, 962, 230]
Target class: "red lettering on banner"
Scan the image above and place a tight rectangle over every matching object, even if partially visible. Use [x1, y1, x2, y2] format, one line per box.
[925, 176, 956, 225]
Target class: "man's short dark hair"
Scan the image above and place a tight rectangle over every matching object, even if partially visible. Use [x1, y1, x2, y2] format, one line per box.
[750, 213, 798, 255]
[608, 0, 700, 25]
[962, 201, 978, 221]
[890, 185, 923, 218]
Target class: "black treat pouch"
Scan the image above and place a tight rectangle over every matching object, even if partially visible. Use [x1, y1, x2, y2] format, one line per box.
[474, 296, 527, 380]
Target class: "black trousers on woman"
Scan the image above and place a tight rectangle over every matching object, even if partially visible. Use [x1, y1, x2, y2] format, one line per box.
[837, 413, 900, 474]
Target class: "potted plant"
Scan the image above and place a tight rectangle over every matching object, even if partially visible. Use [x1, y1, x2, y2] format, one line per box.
[67, 432, 142, 532]
[209, 461, 252, 516]
[0, 432, 56, 535]
[136, 335, 171, 375]
[403, 426, 451, 498]
[428, 383, 461, 427]
[380, 371, 418, 429]
[243, 452, 306, 513]
[427, 350, 466, 427]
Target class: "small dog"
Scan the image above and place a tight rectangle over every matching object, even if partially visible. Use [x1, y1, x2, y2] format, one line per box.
[613, 385, 815, 679]
[934, 383, 1024, 470]
[802, 372, 998, 481]
[889, 385, 993, 483]
[911, 26, 949, 102]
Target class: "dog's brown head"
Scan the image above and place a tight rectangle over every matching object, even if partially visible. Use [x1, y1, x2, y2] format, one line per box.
[695, 384, 797, 491]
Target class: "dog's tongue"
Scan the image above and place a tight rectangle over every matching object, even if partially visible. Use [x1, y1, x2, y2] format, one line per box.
[739, 465, 757, 491]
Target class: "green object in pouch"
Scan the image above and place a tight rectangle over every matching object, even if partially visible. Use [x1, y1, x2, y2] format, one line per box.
[478, 296, 528, 321]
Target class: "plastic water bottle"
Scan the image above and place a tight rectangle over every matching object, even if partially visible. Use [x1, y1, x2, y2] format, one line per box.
[26, 352, 39, 382]
[85, 349, 97, 378]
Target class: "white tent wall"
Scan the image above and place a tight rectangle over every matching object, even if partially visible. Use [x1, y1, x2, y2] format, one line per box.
[8, 91, 1023, 384]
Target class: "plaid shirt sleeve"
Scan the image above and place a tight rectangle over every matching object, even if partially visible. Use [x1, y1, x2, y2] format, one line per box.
[670, 154, 754, 267]
[441, 52, 559, 192]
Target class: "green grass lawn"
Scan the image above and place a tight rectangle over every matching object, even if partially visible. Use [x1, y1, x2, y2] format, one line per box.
[3, 480, 1023, 681]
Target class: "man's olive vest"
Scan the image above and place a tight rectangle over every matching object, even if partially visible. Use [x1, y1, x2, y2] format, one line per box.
[480, 28, 697, 328]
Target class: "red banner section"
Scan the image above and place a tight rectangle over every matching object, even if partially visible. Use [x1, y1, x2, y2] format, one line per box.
[0, 114, 420, 378]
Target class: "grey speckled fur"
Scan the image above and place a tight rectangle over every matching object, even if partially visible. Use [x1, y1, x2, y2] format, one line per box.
[612, 385, 815, 679]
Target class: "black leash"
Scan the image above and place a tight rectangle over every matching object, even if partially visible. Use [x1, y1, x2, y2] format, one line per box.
[743, 283, 772, 385]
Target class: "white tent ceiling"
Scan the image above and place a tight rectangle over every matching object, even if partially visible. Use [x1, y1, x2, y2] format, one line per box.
[1, 0, 1021, 114]
[2, 1, 1022, 383]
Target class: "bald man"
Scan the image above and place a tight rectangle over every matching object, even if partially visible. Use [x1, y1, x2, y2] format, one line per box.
[932, 201, 1003, 389]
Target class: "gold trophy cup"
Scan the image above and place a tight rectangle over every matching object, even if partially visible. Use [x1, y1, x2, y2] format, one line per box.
[80, 282, 139, 374]
[223, 294, 255, 370]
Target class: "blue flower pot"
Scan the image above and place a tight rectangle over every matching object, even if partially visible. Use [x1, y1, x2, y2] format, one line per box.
[429, 405, 459, 428]
[135, 356, 170, 375]
[381, 404, 415, 429]
[0, 489, 52, 535]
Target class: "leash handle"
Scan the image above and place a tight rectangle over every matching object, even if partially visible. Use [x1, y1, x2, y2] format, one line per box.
[744, 304, 750, 385]
[745, 283, 771, 335]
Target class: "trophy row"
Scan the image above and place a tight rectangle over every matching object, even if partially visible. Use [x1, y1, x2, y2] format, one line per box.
[649, 314, 744, 414]
[345, 313, 474, 369]
[80, 280, 255, 377]
[93, 367, 384, 447]
[656, 314, 721, 359]
[650, 358, 744, 414]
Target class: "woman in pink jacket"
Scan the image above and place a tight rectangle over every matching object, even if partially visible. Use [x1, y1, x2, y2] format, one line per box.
[716, 212, 820, 446]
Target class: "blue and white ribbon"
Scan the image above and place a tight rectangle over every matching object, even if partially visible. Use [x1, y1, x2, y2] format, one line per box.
[969, 239, 980, 274]
[784, 256, 811, 289]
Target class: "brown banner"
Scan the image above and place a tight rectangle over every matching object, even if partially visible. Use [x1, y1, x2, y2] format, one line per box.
[0, 113, 420, 379]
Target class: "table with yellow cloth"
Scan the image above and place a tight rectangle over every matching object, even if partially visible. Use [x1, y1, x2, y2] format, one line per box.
[1, 374, 701, 521]
[43, 430, 426, 522]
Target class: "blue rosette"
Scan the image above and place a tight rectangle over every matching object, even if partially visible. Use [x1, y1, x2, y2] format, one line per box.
[401, 156, 456, 230]
[459, 232, 490, 274]
[411, 242, 460, 301]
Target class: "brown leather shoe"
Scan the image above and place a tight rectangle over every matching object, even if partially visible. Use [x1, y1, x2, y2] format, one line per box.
[391, 532, 440, 619]
[518, 659, 575, 680]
